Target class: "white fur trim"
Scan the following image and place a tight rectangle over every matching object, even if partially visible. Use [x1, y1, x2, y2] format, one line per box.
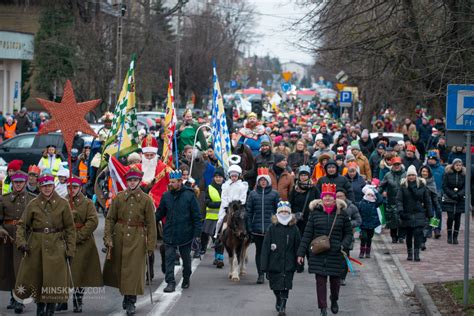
[142, 147, 158, 154]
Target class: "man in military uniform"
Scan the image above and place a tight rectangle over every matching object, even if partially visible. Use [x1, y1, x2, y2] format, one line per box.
[103, 167, 157, 316]
[14, 170, 76, 315]
[156, 170, 202, 293]
[55, 176, 103, 313]
[0, 170, 35, 313]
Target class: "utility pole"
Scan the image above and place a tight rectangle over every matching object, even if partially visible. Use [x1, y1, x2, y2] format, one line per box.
[174, 1, 183, 108]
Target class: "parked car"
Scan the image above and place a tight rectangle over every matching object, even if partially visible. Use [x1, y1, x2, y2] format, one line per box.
[370, 132, 404, 144]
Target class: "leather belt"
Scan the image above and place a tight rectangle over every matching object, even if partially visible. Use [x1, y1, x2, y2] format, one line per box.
[117, 219, 144, 227]
[32, 227, 63, 234]
[75, 223, 85, 229]
[4, 220, 19, 225]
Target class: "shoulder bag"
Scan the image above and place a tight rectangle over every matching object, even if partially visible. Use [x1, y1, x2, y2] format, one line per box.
[310, 213, 338, 254]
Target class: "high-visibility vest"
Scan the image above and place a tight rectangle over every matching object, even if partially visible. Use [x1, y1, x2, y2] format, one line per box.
[79, 160, 88, 184]
[205, 185, 221, 220]
[2, 180, 11, 195]
[4, 123, 16, 139]
[40, 157, 62, 176]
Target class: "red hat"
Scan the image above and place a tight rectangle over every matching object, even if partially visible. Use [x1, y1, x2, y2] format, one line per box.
[67, 176, 82, 186]
[28, 165, 41, 176]
[125, 166, 144, 180]
[141, 134, 158, 154]
[406, 145, 417, 152]
[321, 183, 337, 198]
[391, 157, 402, 164]
[7, 160, 23, 172]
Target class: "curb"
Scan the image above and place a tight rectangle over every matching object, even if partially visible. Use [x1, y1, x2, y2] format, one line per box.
[414, 283, 442, 316]
[380, 233, 442, 316]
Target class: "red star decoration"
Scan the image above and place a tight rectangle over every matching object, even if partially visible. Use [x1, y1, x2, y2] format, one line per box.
[36, 80, 101, 155]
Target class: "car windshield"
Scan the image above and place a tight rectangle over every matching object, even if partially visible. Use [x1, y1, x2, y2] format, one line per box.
[2, 135, 35, 148]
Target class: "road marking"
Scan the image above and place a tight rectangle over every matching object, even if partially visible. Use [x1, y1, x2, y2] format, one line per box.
[149, 258, 201, 315]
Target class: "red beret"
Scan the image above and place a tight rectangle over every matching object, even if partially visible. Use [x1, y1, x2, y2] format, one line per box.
[7, 160, 23, 171]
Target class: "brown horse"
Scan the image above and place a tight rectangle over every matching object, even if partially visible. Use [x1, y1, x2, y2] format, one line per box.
[221, 200, 250, 282]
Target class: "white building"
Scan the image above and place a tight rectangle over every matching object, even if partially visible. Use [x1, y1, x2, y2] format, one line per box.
[0, 30, 34, 115]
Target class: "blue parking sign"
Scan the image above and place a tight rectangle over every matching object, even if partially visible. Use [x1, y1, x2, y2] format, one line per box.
[446, 84, 474, 131]
[339, 91, 352, 103]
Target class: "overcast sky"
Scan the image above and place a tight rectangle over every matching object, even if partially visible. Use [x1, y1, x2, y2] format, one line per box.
[249, 0, 314, 65]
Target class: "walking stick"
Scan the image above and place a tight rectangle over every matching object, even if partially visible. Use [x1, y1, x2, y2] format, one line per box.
[66, 256, 79, 309]
[144, 228, 154, 304]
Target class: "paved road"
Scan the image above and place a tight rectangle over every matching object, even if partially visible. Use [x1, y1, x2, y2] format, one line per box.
[0, 216, 424, 315]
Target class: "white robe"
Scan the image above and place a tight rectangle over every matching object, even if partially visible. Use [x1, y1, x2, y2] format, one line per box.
[214, 179, 249, 238]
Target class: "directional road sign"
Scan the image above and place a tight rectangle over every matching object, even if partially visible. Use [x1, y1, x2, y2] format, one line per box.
[281, 82, 291, 92]
[446, 84, 474, 131]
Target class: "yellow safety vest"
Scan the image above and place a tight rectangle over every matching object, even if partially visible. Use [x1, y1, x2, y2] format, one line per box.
[206, 185, 221, 220]
[40, 157, 62, 176]
[2, 180, 11, 195]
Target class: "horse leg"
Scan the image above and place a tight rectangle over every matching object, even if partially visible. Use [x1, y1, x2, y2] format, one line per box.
[231, 247, 240, 282]
[227, 248, 234, 279]
[239, 241, 249, 276]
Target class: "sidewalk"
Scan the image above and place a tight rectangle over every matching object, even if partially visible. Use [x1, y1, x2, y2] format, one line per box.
[383, 214, 473, 285]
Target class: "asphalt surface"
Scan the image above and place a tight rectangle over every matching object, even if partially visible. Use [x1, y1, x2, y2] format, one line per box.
[0, 215, 422, 315]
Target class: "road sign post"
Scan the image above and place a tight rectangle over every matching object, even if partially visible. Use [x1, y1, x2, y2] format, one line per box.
[446, 84, 474, 308]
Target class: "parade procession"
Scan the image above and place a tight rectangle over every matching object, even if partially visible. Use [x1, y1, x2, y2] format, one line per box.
[1, 1, 474, 316]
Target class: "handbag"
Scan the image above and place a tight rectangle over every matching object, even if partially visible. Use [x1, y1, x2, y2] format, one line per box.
[310, 213, 338, 254]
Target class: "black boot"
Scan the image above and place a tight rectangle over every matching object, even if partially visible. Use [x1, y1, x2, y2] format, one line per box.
[453, 231, 459, 244]
[73, 290, 83, 313]
[164, 283, 176, 293]
[320, 307, 327, 316]
[122, 296, 129, 310]
[256, 274, 265, 284]
[7, 295, 16, 309]
[447, 229, 453, 244]
[278, 298, 287, 315]
[45, 303, 56, 316]
[275, 292, 282, 312]
[14, 301, 25, 314]
[181, 277, 190, 289]
[407, 248, 413, 261]
[36, 302, 46, 316]
[330, 296, 339, 314]
[365, 247, 371, 259]
[55, 302, 67, 311]
[414, 249, 420, 262]
[125, 295, 136, 316]
[420, 242, 426, 251]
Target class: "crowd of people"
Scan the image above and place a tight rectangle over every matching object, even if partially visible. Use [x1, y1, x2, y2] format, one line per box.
[0, 99, 471, 316]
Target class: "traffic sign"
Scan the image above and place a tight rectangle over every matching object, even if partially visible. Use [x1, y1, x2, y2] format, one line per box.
[282, 71, 292, 82]
[230, 80, 238, 89]
[281, 82, 291, 92]
[339, 91, 352, 103]
[446, 84, 474, 131]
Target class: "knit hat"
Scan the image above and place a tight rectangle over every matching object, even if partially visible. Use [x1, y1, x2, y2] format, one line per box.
[274, 153, 286, 165]
[276, 201, 291, 213]
[127, 152, 141, 164]
[260, 134, 271, 146]
[345, 153, 355, 161]
[297, 165, 311, 175]
[377, 143, 386, 150]
[453, 158, 463, 166]
[362, 185, 376, 202]
[351, 144, 360, 151]
[361, 129, 369, 138]
[315, 133, 323, 141]
[406, 165, 418, 176]
[213, 167, 225, 178]
[7, 160, 23, 172]
[228, 164, 242, 175]
[256, 167, 272, 186]
[321, 138, 330, 147]
[318, 153, 332, 163]
[335, 154, 345, 161]
[57, 169, 70, 178]
[324, 159, 338, 173]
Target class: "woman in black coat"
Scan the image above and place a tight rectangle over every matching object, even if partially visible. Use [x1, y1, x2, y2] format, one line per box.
[261, 203, 301, 315]
[396, 166, 433, 262]
[296, 188, 352, 316]
[345, 162, 367, 203]
[442, 159, 466, 245]
[419, 165, 442, 250]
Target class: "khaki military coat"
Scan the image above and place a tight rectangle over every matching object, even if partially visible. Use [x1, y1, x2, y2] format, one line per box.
[67, 192, 103, 287]
[103, 188, 157, 296]
[15, 192, 76, 303]
[0, 190, 35, 290]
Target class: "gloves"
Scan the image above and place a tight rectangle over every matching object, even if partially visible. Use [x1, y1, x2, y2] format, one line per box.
[18, 245, 30, 256]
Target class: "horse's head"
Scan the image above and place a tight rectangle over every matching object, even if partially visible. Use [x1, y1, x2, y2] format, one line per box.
[227, 201, 247, 239]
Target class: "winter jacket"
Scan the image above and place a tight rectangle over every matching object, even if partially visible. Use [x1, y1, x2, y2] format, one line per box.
[355, 152, 372, 181]
[428, 161, 445, 196]
[316, 174, 355, 202]
[345, 200, 362, 228]
[261, 216, 301, 290]
[359, 138, 375, 159]
[379, 168, 406, 229]
[288, 184, 319, 234]
[369, 151, 384, 179]
[397, 178, 433, 228]
[424, 176, 442, 215]
[297, 199, 352, 276]
[378, 159, 392, 182]
[246, 185, 280, 235]
[156, 186, 202, 246]
[358, 192, 383, 229]
[345, 173, 366, 203]
[269, 168, 294, 201]
[447, 151, 466, 165]
[14, 113, 31, 134]
[402, 156, 422, 172]
[442, 164, 466, 214]
[214, 179, 248, 238]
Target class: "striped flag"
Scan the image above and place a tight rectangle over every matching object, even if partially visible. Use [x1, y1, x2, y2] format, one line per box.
[212, 62, 232, 173]
[161, 68, 177, 167]
[101, 54, 140, 167]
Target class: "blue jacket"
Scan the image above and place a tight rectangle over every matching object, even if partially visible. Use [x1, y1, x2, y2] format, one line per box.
[246, 185, 280, 234]
[428, 161, 445, 196]
[358, 192, 383, 229]
[156, 186, 202, 246]
[447, 151, 466, 165]
[345, 173, 366, 203]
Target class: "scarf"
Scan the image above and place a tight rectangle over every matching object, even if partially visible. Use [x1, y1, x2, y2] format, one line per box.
[323, 205, 336, 214]
[277, 213, 292, 226]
